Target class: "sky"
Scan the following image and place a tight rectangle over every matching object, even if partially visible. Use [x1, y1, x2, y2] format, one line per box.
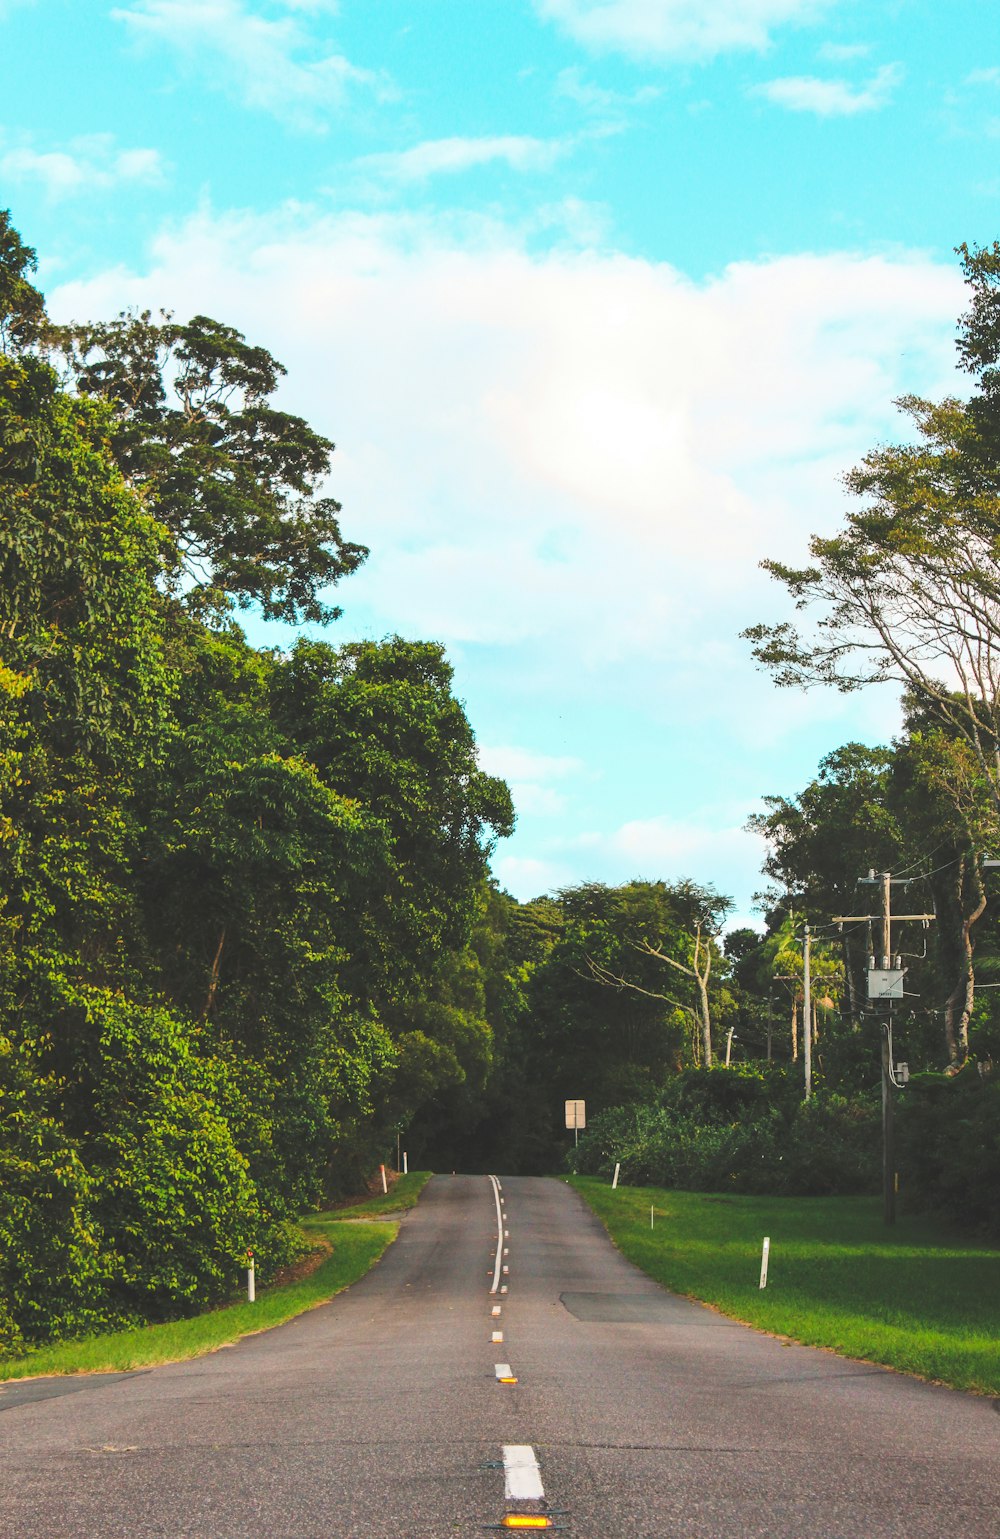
[2, 0, 998, 920]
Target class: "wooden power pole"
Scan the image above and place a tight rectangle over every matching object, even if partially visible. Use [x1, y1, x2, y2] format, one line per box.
[833, 871, 935, 1227]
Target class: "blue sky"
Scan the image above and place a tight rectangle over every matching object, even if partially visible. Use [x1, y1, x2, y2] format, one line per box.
[3, 0, 998, 917]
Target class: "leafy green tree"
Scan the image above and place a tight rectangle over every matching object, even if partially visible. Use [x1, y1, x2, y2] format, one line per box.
[269, 636, 515, 1010]
[744, 246, 1000, 823]
[54, 309, 367, 623]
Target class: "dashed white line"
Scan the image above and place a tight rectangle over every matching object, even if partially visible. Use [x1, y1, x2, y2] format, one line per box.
[502, 1445, 544, 1502]
[488, 1174, 504, 1294]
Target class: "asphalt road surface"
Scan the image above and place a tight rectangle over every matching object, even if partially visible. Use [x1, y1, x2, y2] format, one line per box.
[1, 1174, 998, 1538]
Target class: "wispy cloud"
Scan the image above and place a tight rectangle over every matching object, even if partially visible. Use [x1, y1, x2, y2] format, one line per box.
[480, 746, 586, 817]
[357, 135, 568, 186]
[818, 41, 870, 63]
[534, 0, 831, 62]
[754, 62, 903, 117]
[555, 66, 661, 113]
[0, 133, 166, 199]
[112, 0, 389, 130]
[967, 66, 1000, 87]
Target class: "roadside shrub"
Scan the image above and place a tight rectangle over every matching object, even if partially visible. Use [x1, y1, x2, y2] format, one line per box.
[897, 1068, 1000, 1235]
[0, 1034, 119, 1345]
[80, 990, 266, 1317]
[570, 1083, 878, 1197]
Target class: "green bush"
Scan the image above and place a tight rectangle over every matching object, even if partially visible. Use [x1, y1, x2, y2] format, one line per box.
[571, 1082, 879, 1197]
[0, 1034, 119, 1346]
[897, 1068, 1000, 1234]
[80, 991, 267, 1317]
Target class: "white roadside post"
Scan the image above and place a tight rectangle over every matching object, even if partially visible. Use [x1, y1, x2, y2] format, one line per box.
[612, 1161, 621, 1189]
[247, 1249, 256, 1303]
[759, 1236, 770, 1289]
[565, 1099, 586, 1148]
[380, 1163, 388, 1195]
[403, 1151, 408, 1175]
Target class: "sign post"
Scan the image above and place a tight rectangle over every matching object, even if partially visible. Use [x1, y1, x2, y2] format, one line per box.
[565, 1099, 586, 1148]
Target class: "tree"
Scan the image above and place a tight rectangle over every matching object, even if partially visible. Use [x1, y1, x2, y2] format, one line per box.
[744, 247, 1000, 823]
[55, 309, 368, 624]
[582, 880, 732, 1066]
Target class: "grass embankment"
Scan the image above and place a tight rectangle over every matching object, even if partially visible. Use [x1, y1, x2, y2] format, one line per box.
[570, 1176, 1000, 1396]
[0, 1171, 433, 1383]
[327, 1168, 432, 1220]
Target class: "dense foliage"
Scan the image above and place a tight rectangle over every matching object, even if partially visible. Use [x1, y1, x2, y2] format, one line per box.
[0, 213, 512, 1350]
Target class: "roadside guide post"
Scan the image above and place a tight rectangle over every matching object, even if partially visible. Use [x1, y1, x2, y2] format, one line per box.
[247, 1249, 255, 1303]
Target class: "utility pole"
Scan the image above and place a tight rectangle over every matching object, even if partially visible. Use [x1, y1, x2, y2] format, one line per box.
[833, 871, 935, 1227]
[802, 921, 812, 1101]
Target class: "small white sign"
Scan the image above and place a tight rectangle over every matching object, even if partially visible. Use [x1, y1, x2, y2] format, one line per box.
[565, 1099, 586, 1129]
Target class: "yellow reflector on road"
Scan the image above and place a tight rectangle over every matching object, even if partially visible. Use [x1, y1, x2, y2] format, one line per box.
[502, 1516, 551, 1529]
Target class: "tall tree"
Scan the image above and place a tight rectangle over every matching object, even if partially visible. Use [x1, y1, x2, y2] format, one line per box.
[744, 247, 1000, 822]
[55, 309, 367, 624]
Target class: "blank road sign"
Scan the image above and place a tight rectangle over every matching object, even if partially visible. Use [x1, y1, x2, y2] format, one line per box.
[565, 1099, 586, 1129]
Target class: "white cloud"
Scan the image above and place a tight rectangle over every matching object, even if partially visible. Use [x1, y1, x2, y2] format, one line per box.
[598, 813, 764, 879]
[818, 41, 870, 63]
[48, 207, 963, 910]
[112, 0, 387, 129]
[479, 745, 586, 817]
[754, 62, 903, 116]
[493, 855, 573, 898]
[357, 136, 567, 185]
[555, 66, 661, 112]
[967, 67, 1000, 87]
[49, 205, 961, 670]
[0, 134, 166, 199]
[534, 0, 830, 61]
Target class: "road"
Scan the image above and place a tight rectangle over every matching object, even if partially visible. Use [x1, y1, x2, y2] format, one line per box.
[1, 1174, 998, 1538]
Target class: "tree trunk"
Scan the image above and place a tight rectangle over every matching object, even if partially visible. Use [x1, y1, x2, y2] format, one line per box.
[942, 856, 986, 1066]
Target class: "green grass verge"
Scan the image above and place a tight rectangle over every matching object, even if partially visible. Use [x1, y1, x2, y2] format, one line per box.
[0, 1217, 397, 1383]
[569, 1176, 1000, 1396]
[324, 1169, 433, 1220]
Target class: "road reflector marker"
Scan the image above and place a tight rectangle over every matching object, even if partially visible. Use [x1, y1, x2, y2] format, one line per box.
[492, 1330, 503, 1343]
[502, 1516, 551, 1529]
[501, 1284, 508, 1293]
[503, 1247, 509, 1256]
[495, 1362, 518, 1384]
[492, 1305, 502, 1317]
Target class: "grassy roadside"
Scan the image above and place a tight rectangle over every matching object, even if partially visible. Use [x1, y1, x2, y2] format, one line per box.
[0, 1173, 433, 1383]
[322, 1168, 433, 1220]
[569, 1176, 1000, 1396]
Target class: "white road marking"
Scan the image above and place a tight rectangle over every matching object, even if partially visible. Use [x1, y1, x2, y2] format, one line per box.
[492, 1305, 502, 1317]
[502, 1445, 544, 1502]
[492, 1330, 503, 1343]
[495, 1362, 516, 1381]
[488, 1175, 504, 1294]
[501, 1284, 508, 1294]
